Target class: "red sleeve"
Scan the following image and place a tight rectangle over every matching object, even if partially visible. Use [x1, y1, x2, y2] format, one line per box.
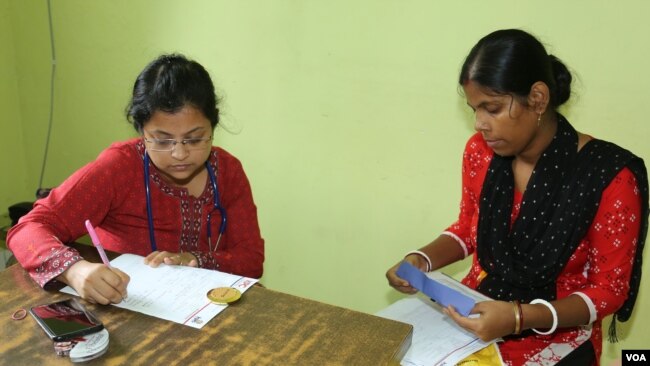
[191, 150, 265, 278]
[443, 134, 492, 256]
[7, 145, 130, 287]
[578, 167, 642, 320]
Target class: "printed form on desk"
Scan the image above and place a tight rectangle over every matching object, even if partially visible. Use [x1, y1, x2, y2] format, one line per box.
[376, 271, 504, 366]
[60, 254, 257, 329]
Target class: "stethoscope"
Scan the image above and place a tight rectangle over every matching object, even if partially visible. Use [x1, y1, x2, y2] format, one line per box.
[144, 152, 227, 253]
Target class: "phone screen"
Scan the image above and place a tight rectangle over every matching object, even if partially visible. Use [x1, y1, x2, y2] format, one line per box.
[30, 298, 103, 341]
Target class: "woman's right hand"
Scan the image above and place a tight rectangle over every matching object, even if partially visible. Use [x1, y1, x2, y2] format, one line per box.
[385, 254, 428, 294]
[57, 260, 130, 305]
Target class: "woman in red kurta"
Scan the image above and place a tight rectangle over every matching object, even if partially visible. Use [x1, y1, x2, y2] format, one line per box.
[441, 131, 642, 364]
[8, 54, 264, 305]
[386, 29, 648, 365]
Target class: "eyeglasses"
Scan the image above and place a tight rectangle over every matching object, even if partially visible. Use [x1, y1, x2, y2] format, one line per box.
[143, 135, 213, 152]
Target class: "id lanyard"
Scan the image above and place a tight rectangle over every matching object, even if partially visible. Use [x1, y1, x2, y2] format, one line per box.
[143, 152, 227, 253]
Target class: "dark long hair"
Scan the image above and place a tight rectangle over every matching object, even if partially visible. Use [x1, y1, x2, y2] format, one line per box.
[459, 29, 572, 109]
[126, 54, 220, 132]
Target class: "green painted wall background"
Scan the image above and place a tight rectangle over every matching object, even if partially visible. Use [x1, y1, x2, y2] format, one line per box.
[2, 1, 649, 363]
[0, 0, 29, 213]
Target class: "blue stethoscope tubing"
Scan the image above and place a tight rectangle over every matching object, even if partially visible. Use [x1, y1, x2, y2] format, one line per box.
[143, 152, 227, 253]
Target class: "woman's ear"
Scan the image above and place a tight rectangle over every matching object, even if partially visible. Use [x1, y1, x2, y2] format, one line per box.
[528, 81, 551, 114]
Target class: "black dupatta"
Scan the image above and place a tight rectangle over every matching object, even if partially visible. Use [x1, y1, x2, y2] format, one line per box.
[475, 115, 648, 336]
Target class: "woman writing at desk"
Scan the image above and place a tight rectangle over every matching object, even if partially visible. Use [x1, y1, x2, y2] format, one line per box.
[386, 29, 648, 365]
[8, 54, 264, 305]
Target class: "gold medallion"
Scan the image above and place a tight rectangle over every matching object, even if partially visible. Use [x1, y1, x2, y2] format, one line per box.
[207, 287, 242, 304]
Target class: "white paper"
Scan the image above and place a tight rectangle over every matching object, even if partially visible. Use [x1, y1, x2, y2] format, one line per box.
[377, 280, 502, 366]
[61, 253, 258, 329]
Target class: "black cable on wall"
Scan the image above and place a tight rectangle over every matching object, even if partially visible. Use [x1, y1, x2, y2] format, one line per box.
[36, 0, 56, 198]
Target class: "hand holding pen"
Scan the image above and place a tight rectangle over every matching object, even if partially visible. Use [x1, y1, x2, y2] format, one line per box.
[53, 220, 131, 304]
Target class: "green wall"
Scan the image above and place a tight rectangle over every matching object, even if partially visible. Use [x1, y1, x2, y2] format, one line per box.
[3, 1, 649, 363]
[0, 0, 31, 214]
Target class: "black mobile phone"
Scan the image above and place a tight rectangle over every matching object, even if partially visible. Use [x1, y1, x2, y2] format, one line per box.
[29, 298, 104, 341]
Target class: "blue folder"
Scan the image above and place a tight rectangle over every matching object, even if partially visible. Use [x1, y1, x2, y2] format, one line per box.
[396, 262, 476, 316]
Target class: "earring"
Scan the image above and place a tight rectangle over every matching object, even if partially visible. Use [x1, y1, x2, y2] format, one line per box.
[537, 112, 542, 127]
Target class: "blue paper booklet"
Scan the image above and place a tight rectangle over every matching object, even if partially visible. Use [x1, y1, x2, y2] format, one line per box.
[395, 262, 490, 316]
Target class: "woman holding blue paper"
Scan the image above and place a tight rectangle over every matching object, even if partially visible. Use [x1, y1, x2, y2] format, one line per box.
[386, 29, 648, 365]
[8, 54, 265, 305]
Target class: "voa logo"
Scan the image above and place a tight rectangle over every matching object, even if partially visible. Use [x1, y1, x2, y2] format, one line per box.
[622, 350, 649, 365]
[626, 354, 646, 362]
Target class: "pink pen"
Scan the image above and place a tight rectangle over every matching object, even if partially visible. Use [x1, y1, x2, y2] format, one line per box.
[85, 219, 112, 268]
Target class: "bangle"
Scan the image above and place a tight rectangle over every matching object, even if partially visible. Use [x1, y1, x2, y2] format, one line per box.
[516, 301, 524, 333]
[530, 299, 558, 335]
[404, 250, 432, 272]
[512, 301, 521, 335]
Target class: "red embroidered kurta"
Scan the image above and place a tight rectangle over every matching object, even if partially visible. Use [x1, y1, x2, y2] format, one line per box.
[443, 133, 641, 365]
[8, 139, 264, 287]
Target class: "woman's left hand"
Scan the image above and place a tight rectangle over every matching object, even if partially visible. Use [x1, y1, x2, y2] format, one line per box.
[144, 251, 199, 268]
[443, 300, 515, 342]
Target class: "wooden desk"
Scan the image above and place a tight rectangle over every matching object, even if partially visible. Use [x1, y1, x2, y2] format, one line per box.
[0, 246, 412, 365]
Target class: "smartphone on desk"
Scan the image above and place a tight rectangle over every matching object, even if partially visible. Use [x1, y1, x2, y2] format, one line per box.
[29, 298, 104, 341]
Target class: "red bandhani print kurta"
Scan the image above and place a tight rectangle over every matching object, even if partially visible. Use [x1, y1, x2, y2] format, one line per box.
[8, 139, 264, 287]
[443, 133, 641, 365]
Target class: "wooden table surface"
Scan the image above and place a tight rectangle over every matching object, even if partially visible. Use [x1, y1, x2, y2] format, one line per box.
[1, 245, 412, 365]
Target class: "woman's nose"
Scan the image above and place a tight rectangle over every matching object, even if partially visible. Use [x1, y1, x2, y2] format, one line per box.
[171, 142, 190, 159]
[474, 116, 488, 131]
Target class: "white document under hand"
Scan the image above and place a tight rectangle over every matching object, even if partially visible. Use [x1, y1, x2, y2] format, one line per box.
[60, 253, 258, 329]
[376, 272, 502, 366]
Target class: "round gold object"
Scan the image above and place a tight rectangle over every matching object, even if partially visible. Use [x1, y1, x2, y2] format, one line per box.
[207, 287, 242, 304]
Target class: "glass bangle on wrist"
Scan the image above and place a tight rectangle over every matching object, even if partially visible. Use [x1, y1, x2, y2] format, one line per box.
[530, 299, 558, 335]
[404, 250, 432, 272]
[512, 301, 523, 335]
[516, 301, 524, 334]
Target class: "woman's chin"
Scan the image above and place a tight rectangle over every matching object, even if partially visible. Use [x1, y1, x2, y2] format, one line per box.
[160, 170, 196, 186]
